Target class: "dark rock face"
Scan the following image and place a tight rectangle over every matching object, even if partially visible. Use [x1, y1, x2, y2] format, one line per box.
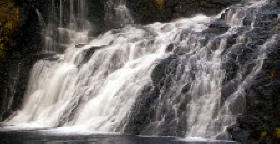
[127, 0, 241, 24]
[124, 56, 187, 136]
[0, 55, 42, 121]
[225, 1, 280, 143]
[228, 39, 280, 143]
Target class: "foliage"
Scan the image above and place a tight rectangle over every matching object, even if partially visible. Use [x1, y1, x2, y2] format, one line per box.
[154, 0, 164, 8]
[261, 131, 267, 137]
[0, 0, 20, 59]
[275, 128, 280, 138]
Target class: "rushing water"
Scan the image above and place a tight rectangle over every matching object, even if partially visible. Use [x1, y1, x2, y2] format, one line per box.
[105, 0, 134, 28]
[2, 0, 278, 142]
[5, 13, 211, 130]
[42, 0, 90, 53]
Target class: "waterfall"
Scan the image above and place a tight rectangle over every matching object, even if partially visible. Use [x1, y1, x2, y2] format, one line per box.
[5, 13, 211, 131]
[41, 0, 90, 53]
[185, 0, 273, 138]
[186, 1, 270, 138]
[3, 0, 279, 141]
[59, 0, 63, 27]
[105, 0, 134, 28]
[35, 9, 45, 27]
[121, 0, 275, 139]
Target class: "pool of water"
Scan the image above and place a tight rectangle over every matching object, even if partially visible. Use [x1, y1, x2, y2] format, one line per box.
[0, 127, 239, 144]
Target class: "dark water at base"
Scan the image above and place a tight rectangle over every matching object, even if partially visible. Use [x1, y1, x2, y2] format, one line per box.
[0, 129, 238, 144]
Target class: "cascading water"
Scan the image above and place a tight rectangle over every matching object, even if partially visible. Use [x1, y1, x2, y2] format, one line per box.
[42, 0, 90, 53]
[104, 0, 134, 28]
[5, 12, 211, 131]
[2, 0, 279, 142]
[186, 2, 271, 138]
[121, 0, 277, 139]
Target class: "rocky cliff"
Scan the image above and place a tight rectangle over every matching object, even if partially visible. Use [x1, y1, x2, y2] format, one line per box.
[227, 1, 280, 142]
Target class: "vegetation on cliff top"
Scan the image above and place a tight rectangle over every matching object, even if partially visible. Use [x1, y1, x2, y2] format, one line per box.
[155, 0, 164, 8]
[0, 0, 20, 59]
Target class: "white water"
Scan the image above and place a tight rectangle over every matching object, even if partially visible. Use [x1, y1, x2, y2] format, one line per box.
[184, 37, 227, 137]
[42, 0, 90, 53]
[182, 1, 271, 138]
[6, 11, 211, 133]
[3, 0, 276, 140]
[105, 0, 134, 27]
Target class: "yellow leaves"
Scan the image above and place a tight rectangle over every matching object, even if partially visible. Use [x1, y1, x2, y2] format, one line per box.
[0, 0, 20, 33]
[0, 42, 6, 59]
[261, 131, 267, 137]
[0, 0, 20, 58]
[271, 70, 279, 80]
[271, 70, 277, 79]
[0, 0, 19, 24]
[275, 128, 280, 138]
[260, 128, 280, 139]
[155, 0, 164, 8]
[4, 21, 13, 30]
[0, 43, 4, 51]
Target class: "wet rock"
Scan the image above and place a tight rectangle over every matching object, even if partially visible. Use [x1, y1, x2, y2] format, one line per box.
[221, 80, 238, 105]
[79, 46, 106, 66]
[181, 84, 191, 94]
[227, 124, 251, 143]
[124, 55, 189, 136]
[165, 44, 176, 52]
[151, 56, 177, 85]
[127, 0, 241, 24]
[206, 20, 229, 34]
[237, 115, 263, 130]
[75, 44, 87, 48]
[242, 15, 253, 26]
[222, 60, 238, 82]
